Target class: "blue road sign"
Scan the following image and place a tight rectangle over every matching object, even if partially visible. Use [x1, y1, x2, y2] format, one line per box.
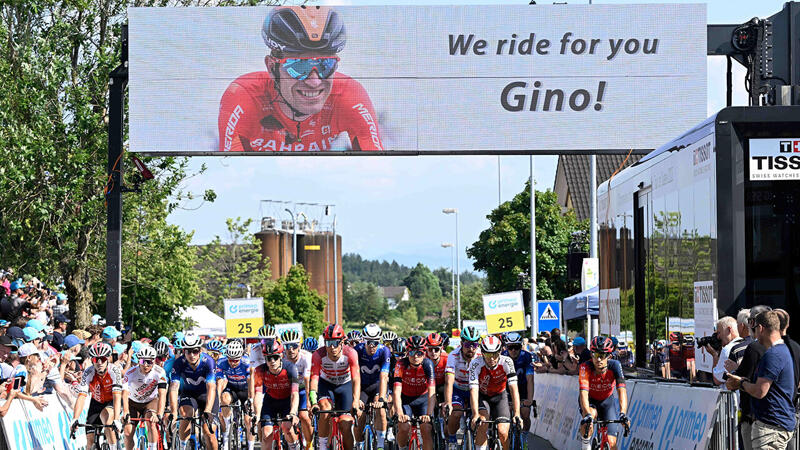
[536, 300, 561, 334]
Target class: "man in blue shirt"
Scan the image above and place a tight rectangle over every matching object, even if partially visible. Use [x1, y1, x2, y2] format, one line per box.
[354, 324, 391, 450]
[729, 310, 796, 449]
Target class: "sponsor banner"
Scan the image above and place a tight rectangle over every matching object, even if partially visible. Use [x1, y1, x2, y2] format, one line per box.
[0, 393, 90, 450]
[618, 382, 719, 450]
[483, 291, 526, 334]
[462, 320, 489, 337]
[599, 288, 620, 336]
[749, 138, 800, 180]
[275, 322, 304, 339]
[128, 4, 706, 154]
[223, 297, 264, 338]
[581, 258, 599, 292]
[693, 280, 716, 372]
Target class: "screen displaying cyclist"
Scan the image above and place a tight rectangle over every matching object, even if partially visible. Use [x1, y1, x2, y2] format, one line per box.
[309, 324, 361, 450]
[354, 323, 391, 450]
[578, 336, 629, 450]
[168, 333, 219, 450]
[280, 329, 313, 448]
[252, 340, 300, 450]
[502, 332, 535, 437]
[393, 335, 436, 450]
[122, 345, 167, 450]
[443, 325, 481, 450]
[71, 342, 123, 450]
[468, 335, 521, 450]
[218, 6, 384, 152]
[216, 339, 255, 450]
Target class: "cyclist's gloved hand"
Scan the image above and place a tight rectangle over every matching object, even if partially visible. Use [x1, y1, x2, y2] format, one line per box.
[122, 413, 130, 424]
[245, 398, 253, 413]
[581, 414, 593, 425]
[202, 411, 214, 424]
[112, 420, 123, 433]
[70, 419, 79, 433]
[619, 412, 629, 425]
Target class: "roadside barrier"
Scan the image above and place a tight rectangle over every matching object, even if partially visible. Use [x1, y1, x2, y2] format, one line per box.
[532, 373, 729, 450]
[0, 393, 89, 450]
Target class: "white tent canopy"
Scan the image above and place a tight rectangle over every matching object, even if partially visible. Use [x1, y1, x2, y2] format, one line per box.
[181, 305, 226, 337]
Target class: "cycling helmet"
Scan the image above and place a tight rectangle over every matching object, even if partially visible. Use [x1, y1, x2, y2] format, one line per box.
[461, 326, 481, 343]
[590, 336, 614, 354]
[323, 324, 345, 340]
[88, 342, 112, 358]
[280, 329, 302, 344]
[391, 337, 407, 356]
[153, 340, 170, 358]
[137, 345, 157, 360]
[205, 339, 224, 353]
[182, 333, 202, 349]
[425, 332, 444, 347]
[618, 341, 628, 349]
[258, 324, 277, 339]
[262, 6, 346, 55]
[406, 335, 427, 351]
[439, 332, 450, 348]
[262, 339, 284, 356]
[504, 332, 523, 345]
[382, 330, 398, 342]
[347, 330, 363, 342]
[303, 337, 319, 352]
[363, 323, 382, 340]
[226, 340, 245, 359]
[172, 331, 184, 342]
[480, 336, 503, 353]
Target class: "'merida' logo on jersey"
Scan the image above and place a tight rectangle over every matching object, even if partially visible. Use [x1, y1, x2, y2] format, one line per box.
[224, 105, 245, 151]
[352, 103, 382, 150]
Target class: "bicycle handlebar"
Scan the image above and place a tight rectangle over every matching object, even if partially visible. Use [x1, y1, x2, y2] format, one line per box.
[69, 423, 119, 440]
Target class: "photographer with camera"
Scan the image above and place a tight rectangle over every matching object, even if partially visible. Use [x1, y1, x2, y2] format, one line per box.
[708, 317, 742, 388]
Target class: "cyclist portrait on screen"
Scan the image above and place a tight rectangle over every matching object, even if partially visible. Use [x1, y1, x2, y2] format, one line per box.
[218, 5, 384, 152]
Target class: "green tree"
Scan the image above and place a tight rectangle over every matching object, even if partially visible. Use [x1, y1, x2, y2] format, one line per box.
[195, 218, 272, 315]
[402, 263, 442, 300]
[343, 281, 388, 324]
[342, 254, 411, 286]
[262, 265, 327, 337]
[467, 182, 587, 302]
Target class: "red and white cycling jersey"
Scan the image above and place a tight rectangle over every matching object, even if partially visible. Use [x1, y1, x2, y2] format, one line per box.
[78, 365, 123, 403]
[284, 349, 312, 390]
[123, 365, 168, 403]
[468, 355, 517, 396]
[445, 347, 481, 391]
[310, 346, 360, 385]
[218, 71, 383, 152]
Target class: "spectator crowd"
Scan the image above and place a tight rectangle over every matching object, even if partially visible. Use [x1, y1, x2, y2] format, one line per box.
[520, 327, 635, 376]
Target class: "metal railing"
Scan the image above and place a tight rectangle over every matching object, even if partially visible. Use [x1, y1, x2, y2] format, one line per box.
[708, 390, 737, 450]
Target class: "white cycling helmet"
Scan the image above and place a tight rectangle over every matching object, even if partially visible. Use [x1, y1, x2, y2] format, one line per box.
[480, 335, 503, 353]
[136, 345, 157, 360]
[225, 340, 244, 359]
[363, 323, 382, 340]
[182, 333, 202, 349]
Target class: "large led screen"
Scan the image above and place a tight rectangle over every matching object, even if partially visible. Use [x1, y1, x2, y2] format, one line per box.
[128, 4, 706, 154]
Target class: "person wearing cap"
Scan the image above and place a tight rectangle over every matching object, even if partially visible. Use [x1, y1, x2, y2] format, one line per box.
[52, 293, 68, 317]
[18, 342, 46, 395]
[573, 337, 592, 366]
[102, 325, 122, 346]
[52, 314, 71, 350]
[0, 320, 8, 337]
[61, 334, 86, 391]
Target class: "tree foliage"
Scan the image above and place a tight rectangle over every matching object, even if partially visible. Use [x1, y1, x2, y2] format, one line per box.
[402, 263, 442, 300]
[343, 281, 388, 325]
[262, 265, 326, 338]
[467, 182, 588, 301]
[342, 254, 411, 286]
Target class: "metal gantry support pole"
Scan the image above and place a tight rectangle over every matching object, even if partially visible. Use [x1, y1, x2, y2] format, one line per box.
[333, 214, 339, 325]
[589, 154, 598, 339]
[106, 25, 128, 325]
[530, 156, 537, 338]
[455, 212, 461, 330]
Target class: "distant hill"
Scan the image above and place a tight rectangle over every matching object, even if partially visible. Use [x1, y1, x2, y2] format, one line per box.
[342, 253, 412, 286]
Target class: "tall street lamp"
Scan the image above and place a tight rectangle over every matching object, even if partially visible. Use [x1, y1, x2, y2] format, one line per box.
[441, 242, 455, 314]
[442, 208, 461, 330]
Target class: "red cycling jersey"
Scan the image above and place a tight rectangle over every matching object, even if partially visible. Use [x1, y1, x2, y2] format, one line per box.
[578, 360, 626, 402]
[253, 360, 300, 400]
[393, 358, 435, 398]
[468, 355, 517, 396]
[78, 365, 123, 404]
[218, 71, 383, 152]
[430, 353, 448, 386]
[310, 346, 360, 386]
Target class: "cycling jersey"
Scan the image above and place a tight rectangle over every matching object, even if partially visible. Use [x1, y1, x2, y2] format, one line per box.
[429, 354, 449, 386]
[468, 355, 517, 397]
[393, 358, 435, 398]
[248, 343, 266, 368]
[310, 346, 360, 386]
[502, 349, 534, 397]
[218, 71, 383, 152]
[356, 343, 391, 388]
[578, 360, 626, 402]
[253, 360, 300, 401]
[445, 347, 481, 392]
[170, 354, 217, 397]
[123, 365, 168, 404]
[283, 349, 312, 390]
[78, 365, 123, 403]
[215, 357, 251, 392]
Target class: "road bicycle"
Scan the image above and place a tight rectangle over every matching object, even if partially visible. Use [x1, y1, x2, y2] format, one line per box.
[171, 413, 217, 450]
[404, 415, 431, 450]
[129, 416, 165, 450]
[221, 399, 253, 450]
[313, 409, 352, 450]
[581, 417, 630, 450]
[70, 423, 121, 450]
[431, 404, 447, 450]
[360, 401, 389, 450]
[262, 415, 301, 450]
[508, 421, 527, 450]
[446, 406, 474, 450]
[473, 417, 513, 450]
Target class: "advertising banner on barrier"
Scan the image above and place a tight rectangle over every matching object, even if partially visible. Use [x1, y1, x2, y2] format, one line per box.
[1, 393, 90, 450]
[129, 4, 706, 154]
[532, 374, 585, 449]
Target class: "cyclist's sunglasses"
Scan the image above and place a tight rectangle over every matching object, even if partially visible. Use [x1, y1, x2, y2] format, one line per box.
[139, 359, 154, 366]
[283, 343, 299, 350]
[409, 350, 425, 357]
[427, 346, 442, 352]
[462, 342, 479, 349]
[508, 344, 522, 351]
[266, 354, 282, 362]
[326, 339, 343, 348]
[279, 56, 339, 81]
[92, 356, 108, 364]
[185, 348, 201, 355]
[483, 351, 500, 359]
[366, 340, 381, 347]
[593, 352, 611, 359]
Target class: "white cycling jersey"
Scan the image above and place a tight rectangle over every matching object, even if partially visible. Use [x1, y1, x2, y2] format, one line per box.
[283, 349, 312, 390]
[445, 346, 482, 391]
[123, 364, 168, 404]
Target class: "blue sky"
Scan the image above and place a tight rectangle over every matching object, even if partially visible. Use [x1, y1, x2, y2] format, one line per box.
[166, 0, 785, 272]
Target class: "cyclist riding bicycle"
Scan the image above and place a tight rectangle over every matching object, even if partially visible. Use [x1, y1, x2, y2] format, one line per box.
[354, 323, 391, 450]
[393, 335, 436, 450]
[218, 6, 383, 152]
[425, 332, 449, 406]
[443, 326, 482, 450]
[303, 337, 319, 353]
[71, 342, 124, 450]
[280, 329, 314, 448]
[205, 339, 225, 362]
[469, 335, 522, 450]
[347, 330, 363, 348]
[309, 324, 361, 450]
[502, 332, 535, 439]
[252, 339, 301, 450]
[578, 336, 629, 450]
[382, 331, 398, 349]
[251, 324, 278, 421]
[217, 339, 255, 450]
[167, 333, 219, 450]
[122, 345, 168, 450]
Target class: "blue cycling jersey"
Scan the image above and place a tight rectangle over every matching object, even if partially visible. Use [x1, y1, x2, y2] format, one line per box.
[216, 357, 251, 391]
[170, 353, 217, 397]
[162, 356, 176, 382]
[502, 349, 534, 396]
[355, 342, 391, 387]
